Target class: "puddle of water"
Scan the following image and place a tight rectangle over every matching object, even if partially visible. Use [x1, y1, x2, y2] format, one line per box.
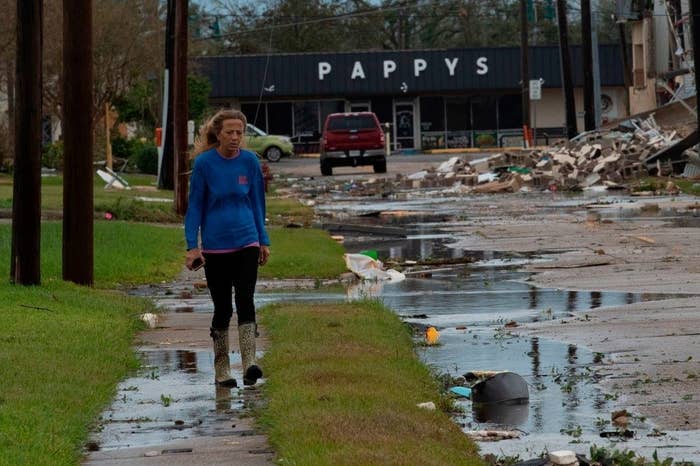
[91, 349, 249, 451]
[106, 192, 700, 459]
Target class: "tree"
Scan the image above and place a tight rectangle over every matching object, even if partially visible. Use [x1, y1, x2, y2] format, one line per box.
[187, 74, 212, 124]
[41, 0, 164, 128]
[0, 0, 16, 169]
[205, 0, 622, 54]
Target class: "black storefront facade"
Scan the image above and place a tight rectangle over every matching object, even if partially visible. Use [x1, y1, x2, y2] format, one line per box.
[195, 45, 625, 151]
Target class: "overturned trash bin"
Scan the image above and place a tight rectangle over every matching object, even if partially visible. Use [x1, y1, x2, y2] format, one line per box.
[466, 371, 529, 425]
[466, 371, 529, 403]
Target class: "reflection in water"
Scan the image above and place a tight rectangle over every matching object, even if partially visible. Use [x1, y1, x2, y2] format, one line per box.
[529, 286, 539, 309]
[215, 386, 233, 413]
[529, 338, 543, 431]
[564, 345, 580, 429]
[472, 401, 529, 425]
[177, 350, 198, 374]
[566, 291, 578, 313]
[590, 291, 602, 308]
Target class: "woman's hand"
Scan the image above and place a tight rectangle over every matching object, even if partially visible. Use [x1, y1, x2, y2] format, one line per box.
[259, 246, 270, 266]
[186, 248, 205, 270]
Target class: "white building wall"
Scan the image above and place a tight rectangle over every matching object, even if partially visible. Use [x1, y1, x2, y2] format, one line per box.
[529, 86, 628, 132]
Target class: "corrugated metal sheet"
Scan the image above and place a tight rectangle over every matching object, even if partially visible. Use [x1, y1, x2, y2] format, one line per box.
[196, 45, 624, 99]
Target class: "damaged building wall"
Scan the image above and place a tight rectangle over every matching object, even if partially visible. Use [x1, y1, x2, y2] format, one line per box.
[533, 87, 628, 133]
[630, 16, 658, 115]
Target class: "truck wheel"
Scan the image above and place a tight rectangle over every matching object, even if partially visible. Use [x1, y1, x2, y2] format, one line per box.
[320, 160, 333, 176]
[373, 160, 387, 173]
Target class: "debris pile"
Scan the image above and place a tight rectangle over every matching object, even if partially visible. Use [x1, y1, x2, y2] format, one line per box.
[398, 115, 685, 193]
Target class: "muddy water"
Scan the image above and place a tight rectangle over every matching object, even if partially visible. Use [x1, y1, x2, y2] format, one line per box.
[91, 348, 250, 451]
[92, 193, 700, 460]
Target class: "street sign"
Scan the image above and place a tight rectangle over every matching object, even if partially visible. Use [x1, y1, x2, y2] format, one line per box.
[529, 79, 542, 100]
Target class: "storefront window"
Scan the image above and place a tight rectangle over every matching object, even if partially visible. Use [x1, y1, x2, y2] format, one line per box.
[241, 103, 267, 131]
[471, 96, 498, 130]
[293, 101, 319, 137]
[267, 102, 293, 136]
[498, 94, 522, 129]
[371, 97, 393, 125]
[320, 101, 345, 128]
[445, 98, 471, 148]
[420, 97, 446, 149]
[471, 96, 498, 147]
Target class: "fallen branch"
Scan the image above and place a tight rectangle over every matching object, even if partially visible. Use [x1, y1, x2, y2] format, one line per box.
[20, 304, 54, 312]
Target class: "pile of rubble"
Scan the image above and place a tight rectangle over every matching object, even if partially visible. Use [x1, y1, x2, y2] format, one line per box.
[400, 114, 685, 193]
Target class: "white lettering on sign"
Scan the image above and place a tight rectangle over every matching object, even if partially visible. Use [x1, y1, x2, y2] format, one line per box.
[351, 61, 366, 79]
[476, 57, 488, 75]
[383, 60, 397, 78]
[318, 62, 332, 80]
[444, 57, 459, 76]
[414, 58, 427, 77]
[315, 56, 491, 80]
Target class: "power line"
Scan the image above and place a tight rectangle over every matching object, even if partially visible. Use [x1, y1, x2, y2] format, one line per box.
[192, 0, 532, 41]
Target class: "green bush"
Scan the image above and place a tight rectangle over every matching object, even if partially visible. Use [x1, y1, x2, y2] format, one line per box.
[42, 141, 64, 170]
[110, 136, 132, 159]
[133, 143, 158, 174]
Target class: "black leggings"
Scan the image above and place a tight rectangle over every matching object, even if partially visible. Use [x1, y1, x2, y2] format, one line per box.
[203, 247, 259, 329]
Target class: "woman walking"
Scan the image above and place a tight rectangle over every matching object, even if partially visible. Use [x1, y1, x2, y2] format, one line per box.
[184, 109, 270, 387]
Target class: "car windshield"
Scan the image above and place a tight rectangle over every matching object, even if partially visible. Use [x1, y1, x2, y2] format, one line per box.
[247, 124, 267, 137]
[327, 116, 376, 131]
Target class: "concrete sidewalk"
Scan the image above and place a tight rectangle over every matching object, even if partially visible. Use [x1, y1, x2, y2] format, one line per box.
[83, 270, 274, 465]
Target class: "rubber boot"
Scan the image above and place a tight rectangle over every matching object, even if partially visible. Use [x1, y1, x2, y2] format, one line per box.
[210, 327, 237, 387]
[238, 322, 263, 386]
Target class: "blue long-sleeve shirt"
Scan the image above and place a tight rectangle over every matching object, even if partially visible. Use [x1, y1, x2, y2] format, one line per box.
[184, 148, 270, 251]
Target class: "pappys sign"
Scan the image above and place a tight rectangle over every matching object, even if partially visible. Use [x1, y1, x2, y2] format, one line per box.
[283, 50, 500, 95]
[203, 48, 533, 98]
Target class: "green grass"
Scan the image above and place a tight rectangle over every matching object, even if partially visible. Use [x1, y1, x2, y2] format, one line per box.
[0, 222, 184, 288]
[636, 176, 700, 196]
[0, 281, 153, 466]
[266, 197, 316, 227]
[0, 221, 184, 465]
[0, 172, 172, 213]
[1, 173, 320, 225]
[259, 301, 484, 466]
[262, 227, 347, 280]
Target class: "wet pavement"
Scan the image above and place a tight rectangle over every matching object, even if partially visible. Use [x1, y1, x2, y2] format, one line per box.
[88, 187, 700, 463]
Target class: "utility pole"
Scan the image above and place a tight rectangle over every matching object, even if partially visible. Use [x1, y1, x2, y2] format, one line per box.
[105, 103, 113, 170]
[617, 17, 632, 116]
[521, 0, 532, 147]
[62, 0, 94, 286]
[556, 0, 578, 139]
[11, 0, 42, 285]
[159, 0, 176, 190]
[581, 0, 595, 131]
[6, 61, 15, 169]
[173, 0, 189, 215]
[692, 1, 700, 136]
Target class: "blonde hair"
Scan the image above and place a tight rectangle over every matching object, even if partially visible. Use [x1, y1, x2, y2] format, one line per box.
[192, 109, 248, 157]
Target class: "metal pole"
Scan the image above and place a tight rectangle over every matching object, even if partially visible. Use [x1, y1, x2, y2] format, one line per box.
[591, 0, 602, 127]
[692, 1, 700, 135]
[159, 0, 176, 189]
[62, 0, 94, 285]
[617, 18, 632, 116]
[556, 0, 578, 139]
[582, 0, 595, 131]
[11, 0, 42, 285]
[173, 0, 189, 215]
[521, 0, 531, 147]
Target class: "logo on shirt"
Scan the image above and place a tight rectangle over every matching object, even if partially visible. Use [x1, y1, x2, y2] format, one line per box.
[238, 175, 248, 185]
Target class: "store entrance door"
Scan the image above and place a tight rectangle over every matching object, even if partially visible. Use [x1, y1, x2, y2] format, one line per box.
[393, 101, 415, 150]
